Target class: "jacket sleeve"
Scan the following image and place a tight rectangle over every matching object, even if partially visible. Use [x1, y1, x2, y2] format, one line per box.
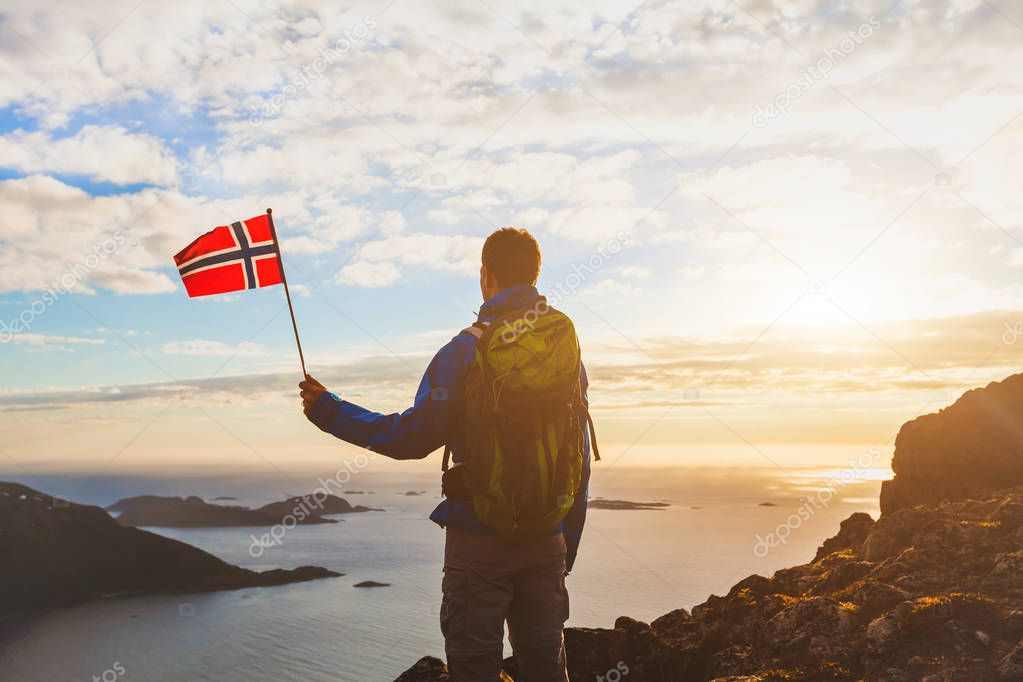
[306, 335, 473, 460]
[563, 362, 591, 573]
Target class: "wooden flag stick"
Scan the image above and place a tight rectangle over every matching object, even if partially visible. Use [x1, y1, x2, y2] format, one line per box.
[266, 208, 308, 377]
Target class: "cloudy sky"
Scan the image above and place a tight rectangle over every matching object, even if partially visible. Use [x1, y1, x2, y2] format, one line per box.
[1, 0, 1022, 479]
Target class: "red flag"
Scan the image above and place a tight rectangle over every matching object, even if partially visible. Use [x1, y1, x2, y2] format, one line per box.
[174, 213, 283, 298]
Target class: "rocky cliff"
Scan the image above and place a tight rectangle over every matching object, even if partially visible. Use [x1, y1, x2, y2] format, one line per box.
[0, 482, 341, 619]
[397, 375, 1023, 681]
[880, 373, 1023, 515]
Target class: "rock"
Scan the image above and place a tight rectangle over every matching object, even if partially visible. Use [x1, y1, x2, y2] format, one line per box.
[999, 640, 1023, 679]
[394, 656, 449, 681]
[880, 373, 1023, 515]
[613, 616, 650, 631]
[0, 481, 341, 618]
[393, 656, 511, 682]
[893, 600, 916, 622]
[650, 607, 691, 634]
[813, 512, 875, 562]
[866, 614, 899, 653]
[991, 551, 1023, 577]
[977, 630, 991, 646]
[354, 580, 390, 588]
[844, 581, 909, 619]
[767, 597, 854, 643]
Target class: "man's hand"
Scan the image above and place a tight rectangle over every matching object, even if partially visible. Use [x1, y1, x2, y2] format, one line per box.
[299, 375, 328, 414]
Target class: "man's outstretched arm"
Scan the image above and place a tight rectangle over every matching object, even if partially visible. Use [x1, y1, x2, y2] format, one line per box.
[299, 335, 473, 460]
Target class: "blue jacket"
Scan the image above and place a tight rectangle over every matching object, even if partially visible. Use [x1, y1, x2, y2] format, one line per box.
[307, 285, 591, 570]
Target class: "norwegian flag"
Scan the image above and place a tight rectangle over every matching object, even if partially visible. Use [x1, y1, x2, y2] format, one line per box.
[174, 213, 283, 298]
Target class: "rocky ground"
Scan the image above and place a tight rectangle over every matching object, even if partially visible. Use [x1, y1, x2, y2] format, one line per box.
[396, 373, 1023, 681]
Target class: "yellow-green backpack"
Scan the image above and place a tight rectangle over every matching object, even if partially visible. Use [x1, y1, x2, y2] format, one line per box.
[442, 299, 599, 538]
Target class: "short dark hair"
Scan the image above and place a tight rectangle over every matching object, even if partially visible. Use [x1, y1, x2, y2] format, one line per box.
[481, 227, 541, 288]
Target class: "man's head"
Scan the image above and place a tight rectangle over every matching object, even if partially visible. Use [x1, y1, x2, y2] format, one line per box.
[480, 227, 541, 301]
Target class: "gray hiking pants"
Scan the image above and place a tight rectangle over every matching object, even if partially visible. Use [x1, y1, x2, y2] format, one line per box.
[441, 526, 570, 682]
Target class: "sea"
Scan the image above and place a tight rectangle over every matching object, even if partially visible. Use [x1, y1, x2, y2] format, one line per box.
[0, 464, 883, 681]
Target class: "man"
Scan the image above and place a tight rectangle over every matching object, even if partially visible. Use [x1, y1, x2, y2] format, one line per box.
[299, 227, 593, 682]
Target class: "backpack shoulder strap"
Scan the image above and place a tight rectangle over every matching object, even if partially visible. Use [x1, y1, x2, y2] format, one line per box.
[442, 320, 488, 472]
[461, 318, 490, 338]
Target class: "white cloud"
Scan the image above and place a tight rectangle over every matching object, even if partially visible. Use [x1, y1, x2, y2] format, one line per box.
[335, 261, 401, 287]
[161, 340, 265, 357]
[581, 278, 643, 297]
[618, 266, 652, 279]
[549, 206, 667, 242]
[0, 0, 1018, 325]
[0, 125, 179, 185]
[4, 333, 106, 347]
[0, 175, 407, 296]
[90, 268, 178, 294]
[356, 233, 483, 273]
[0, 175, 223, 295]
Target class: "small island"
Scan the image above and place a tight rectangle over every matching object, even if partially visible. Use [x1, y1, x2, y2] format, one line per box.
[588, 498, 671, 511]
[353, 580, 391, 588]
[107, 493, 382, 528]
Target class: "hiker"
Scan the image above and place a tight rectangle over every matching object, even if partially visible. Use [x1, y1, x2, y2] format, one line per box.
[299, 227, 597, 682]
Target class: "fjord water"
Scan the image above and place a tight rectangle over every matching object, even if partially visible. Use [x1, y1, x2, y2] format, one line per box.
[0, 465, 881, 681]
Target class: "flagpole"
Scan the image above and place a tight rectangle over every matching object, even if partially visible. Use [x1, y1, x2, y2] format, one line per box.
[266, 208, 308, 377]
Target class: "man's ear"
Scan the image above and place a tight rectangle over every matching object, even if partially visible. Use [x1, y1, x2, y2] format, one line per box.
[480, 265, 500, 299]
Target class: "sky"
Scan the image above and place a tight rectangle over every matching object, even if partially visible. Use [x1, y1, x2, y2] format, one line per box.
[1, 0, 1022, 480]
